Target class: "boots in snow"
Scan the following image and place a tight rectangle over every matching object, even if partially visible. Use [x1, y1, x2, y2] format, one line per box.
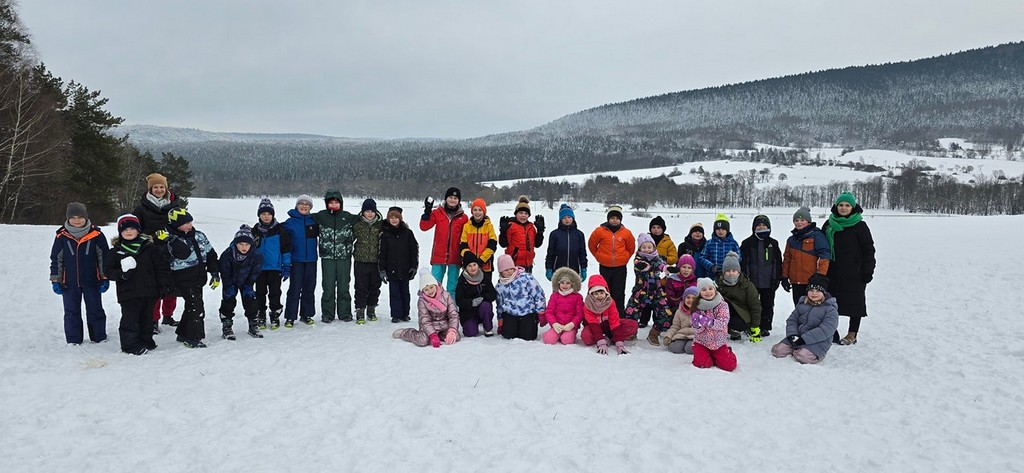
[256, 310, 267, 330]
[356, 307, 366, 325]
[222, 324, 235, 341]
[161, 315, 179, 326]
[269, 309, 281, 330]
[248, 319, 263, 339]
[647, 327, 661, 346]
[367, 306, 379, 322]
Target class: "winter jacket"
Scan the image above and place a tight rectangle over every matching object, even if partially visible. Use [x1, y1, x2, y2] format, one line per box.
[253, 221, 292, 272]
[785, 296, 840, 360]
[495, 272, 547, 317]
[103, 235, 170, 302]
[454, 272, 498, 323]
[692, 300, 730, 350]
[678, 237, 708, 278]
[133, 192, 186, 237]
[283, 208, 319, 263]
[416, 289, 460, 337]
[545, 221, 588, 272]
[652, 233, 678, 266]
[50, 224, 108, 288]
[163, 227, 219, 287]
[378, 221, 419, 281]
[583, 276, 622, 331]
[698, 232, 741, 277]
[825, 205, 876, 319]
[664, 306, 695, 342]
[782, 224, 831, 285]
[460, 216, 498, 272]
[588, 223, 635, 268]
[500, 218, 543, 268]
[740, 233, 782, 290]
[314, 195, 358, 259]
[716, 272, 762, 328]
[545, 292, 584, 328]
[420, 204, 469, 265]
[220, 245, 263, 290]
[352, 212, 384, 263]
[663, 273, 696, 311]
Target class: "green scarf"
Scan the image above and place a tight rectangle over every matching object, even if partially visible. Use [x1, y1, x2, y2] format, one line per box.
[120, 239, 143, 255]
[825, 212, 862, 260]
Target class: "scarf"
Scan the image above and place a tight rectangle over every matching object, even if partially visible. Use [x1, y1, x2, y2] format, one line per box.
[584, 294, 613, 315]
[697, 293, 723, 311]
[145, 192, 171, 210]
[232, 247, 250, 263]
[498, 267, 525, 286]
[421, 289, 448, 313]
[722, 273, 739, 286]
[362, 214, 379, 225]
[120, 238, 142, 255]
[463, 269, 484, 285]
[255, 219, 278, 235]
[558, 288, 573, 296]
[651, 234, 665, 245]
[64, 220, 92, 240]
[603, 222, 622, 232]
[825, 211, 863, 259]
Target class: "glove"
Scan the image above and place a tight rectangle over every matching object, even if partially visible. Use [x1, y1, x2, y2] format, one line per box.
[580, 268, 587, 280]
[545, 269, 553, 281]
[223, 286, 238, 299]
[242, 285, 256, 299]
[710, 265, 721, 278]
[789, 335, 805, 347]
[499, 216, 511, 233]
[534, 214, 545, 233]
[551, 322, 564, 333]
[662, 336, 671, 346]
[596, 340, 609, 355]
[562, 321, 574, 332]
[51, 282, 63, 295]
[666, 266, 680, 274]
[408, 268, 417, 280]
[120, 256, 137, 272]
[209, 272, 221, 289]
[780, 278, 792, 292]
[444, 330, 457, 345]
[154, 229, 169, 241]
[99, 280, 109, 293]
[379, 270, 389, 284]
[471, 296, 483, 307]
[423, 197, 434, 216]
[281, 266, 290, 281]
[748, 326, 762, 343]
[429, 333, 441, 348]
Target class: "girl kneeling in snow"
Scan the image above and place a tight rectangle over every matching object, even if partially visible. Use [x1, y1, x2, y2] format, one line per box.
[393, 272, 460, 348]
[690, 278, 737, 371]
[771, 274, 839, 364]
[542, 267, 584, 345]
[494, 254, 547, 341]
[663, 286, 699, 355]
[581, 275, 638, 354]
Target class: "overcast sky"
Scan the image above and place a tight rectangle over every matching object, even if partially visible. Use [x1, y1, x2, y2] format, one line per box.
[17, 0, 1024, 139]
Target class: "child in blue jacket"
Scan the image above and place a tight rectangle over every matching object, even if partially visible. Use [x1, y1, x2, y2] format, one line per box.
[49, 202, 109, 345]
[219, 225, 264, 340]
[697, 213, 741, 279]
[253, 198, 291, 330]
[494, 254, 547, 341]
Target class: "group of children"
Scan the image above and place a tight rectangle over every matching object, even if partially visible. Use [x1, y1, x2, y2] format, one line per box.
[50, 179, 846, 368]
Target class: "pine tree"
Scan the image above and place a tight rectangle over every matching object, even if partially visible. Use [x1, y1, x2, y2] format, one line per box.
[61, 81, 125, 223]
[159, 152, 194, 198]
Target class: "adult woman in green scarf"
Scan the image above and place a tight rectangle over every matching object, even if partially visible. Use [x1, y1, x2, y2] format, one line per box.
[824, 192, 876, 346]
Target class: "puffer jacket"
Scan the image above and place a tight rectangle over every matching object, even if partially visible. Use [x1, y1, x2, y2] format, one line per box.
[352, 211, 383, 263]
[500, 219, 543, 268]
[544, 266, 584, 326]
[50, 224, 108, 288]
[103, 235, 169, 302]
[253, 220, 292, 271]
[664, 306, 695, 341]
[220, 245, 263, 290]
[698, 232, 741, 276]
[494, 272, 547, 318]
[283, 208, 319, 263]
[460, 216, 497, 272]
[785, 296, 840, 360]
[163, 227, 219, 287]
[416, 289, 460, 337]
[454, 272, 498, 323]
[588, 223, 635, 268]
[716, 272, 762, 328]
[783, 223, 831, 285]
[545, 220, 588, 272]
[314, 191, 357, 259]
[420, 204, 468, 265]
[652, 233, 678, 266]
[378, 221, 419, 281]
[663, 273, 696, 311]
[692, 300, 730, 350]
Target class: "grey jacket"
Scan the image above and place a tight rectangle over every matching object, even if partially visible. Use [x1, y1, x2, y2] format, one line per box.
[784, 296, 840, 360]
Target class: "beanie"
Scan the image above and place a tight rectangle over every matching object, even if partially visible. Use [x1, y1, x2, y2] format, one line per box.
[682, 286, 700, 301]
[793, 206, 812, 222]
[445, 187, 461, 200]
[678, 254, 696, 269]
[462, 252, 483, 269]
[558, 203, 575, 221]
[721, 251, 740, 273]
[514, 196, 531, 216]
[387, 206, 403, 221]
[637, 233, 655, 250]
[146, 173, 168, 191]
[607, 205, 623, 221]
[496, 254, 515, 273]
[713, 213, 730, 232]
[361, 198, 377, 213]
[836, 192, 857, 207]
[807, 273, 829, 293]
[696, 277, 717, 293]
[419, 271, 439, 290]
[471, 198, 487, 215]
[752, 214, 771, 231]
[649, 216, 666, 233]
[116, 213, 142, 233]
[66, 202, 88, 220]
[257, 197, 275, 217]
[296, 194, 314, 208]
[232, 224, 255, 246]
[167, 207, 193, 226]
[689, 223, 705, 237]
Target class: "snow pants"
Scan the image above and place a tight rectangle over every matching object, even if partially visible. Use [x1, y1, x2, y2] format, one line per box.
[431, 264, 460, 294]
[353, 261, 382, 310]
[462, 301, 494, 337]
[599, 265, 628, 317]
[255, 270, 283, 313]
[320, 258, 351, 321]
[174, 285, 206, 342]
[119, 297, 156, 353]
[152, 294, 177, 322]
[581, 319, 638, 346]
[388, 278, 411, 319]
[62, 285, 107, 344]
[285, 261, 317, 321]
[692, 343, 737, 371]
[771, 341, 821, 364]
[500, 312, 538, 341]
[542, 326, 578, 345]
[396, 326, 462, 347]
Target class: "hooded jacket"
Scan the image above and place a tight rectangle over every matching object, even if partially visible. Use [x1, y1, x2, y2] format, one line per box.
[313, 190, 358, 260]
[420, 204, 469, 265]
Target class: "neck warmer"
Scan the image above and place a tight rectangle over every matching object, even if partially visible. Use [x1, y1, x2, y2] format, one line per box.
[146, 192, 171, 209]
[755, 229, 770, 240]
[722, 273, 739, 286]
[463, 270, 484, 285]
[64, 220, 92, 240]
[362, 214, 379, 225]
[604, 222, 622, 232]
[498, 267, 525, 286]
[585, 294, 613, 315]
[255, 219, 278, 234]
[232, 247, 250, 263]
[120, 238, 142, 255]
[698, 293, 723, 310]
[558, 288, 573, 296]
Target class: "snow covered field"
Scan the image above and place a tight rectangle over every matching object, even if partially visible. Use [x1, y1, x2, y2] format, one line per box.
[3, 197, 1023, 472]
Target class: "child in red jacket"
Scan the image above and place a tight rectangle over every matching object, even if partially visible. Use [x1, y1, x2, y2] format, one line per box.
[542, 267, 584, 345]
[499, 196, 544, 272]
[581, 274, 638, 355]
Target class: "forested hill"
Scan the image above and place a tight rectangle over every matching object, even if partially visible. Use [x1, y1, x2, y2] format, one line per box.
[122, 42, 1024, 198]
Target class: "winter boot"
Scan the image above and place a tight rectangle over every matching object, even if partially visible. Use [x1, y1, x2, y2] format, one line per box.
[284, 319, 295, 328]
[300, 316, 315, 326]
[161, 315, 179, 326]
[646, 327, 661, 346]
[840, 332, 858, 345]
[638, 311, 650, 329]
[728, 329, 742, 341]
[256, 310, 267, 330]
[367, 306, 379, 322]
[220, 313, 236, 340]
[356, 307, 366, 325]
[152, 325, 161, 335]
[248, 319, 264, 339]
[269, 309, 281, 330]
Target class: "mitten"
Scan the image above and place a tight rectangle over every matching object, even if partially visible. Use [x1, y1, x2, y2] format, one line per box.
[562, 321, 574, 332]
[209, 272, 221, 289]
[551, 323, 564, 333]
[580, 268, 587, 280]
[223, 286, 238, 299]
[596, 339, 609, 355]
[242, 285, 256, 299]
[444, 330, 458, 345]
[615, 341, 629, 355]
[379, 270, 389, 284]
[710, 265, 721, 278]
[748, 326, 762, 343]
[51, 282, 63, 295]
[499, 216, 511, 233]
[780, 278, 792, 292]
[423, 197, 434, 216]
[429, 333, 441, 348]
[471, 296, 483, 307]
[534, 214, 545, 233]
[281, 265, 290, 281]
[789, 335, 805, 347]
[662, 336, 671, 346]
[99, 280, 109, 294]
[154, 229, 169, 241]
[666, 266, 680, 274]
[545, 269, 553, 281]
[120, 256, 137, 272]
[408, 268, 417, 279]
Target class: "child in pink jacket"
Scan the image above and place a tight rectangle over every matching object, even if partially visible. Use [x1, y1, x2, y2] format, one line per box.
[690, 277, 737, 371]
[542, 267, 585, 345]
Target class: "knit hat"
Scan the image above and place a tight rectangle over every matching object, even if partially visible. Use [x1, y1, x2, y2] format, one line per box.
[167, 207, 193, 226]
[145, 173, 168, 191]
[558, 203, 575, 221]
[514, 196, 531, 216]
[232, 224, 255, 246]
[445, 187, 461, 200]
[496, 254, 515, 273]
[296, 194, 314, 208]
[678, 254, 696, 269]
[361, 198, 377, 213]
[807, 273, 829, 293]
[462, 252, 483, 269]
[607, 205, 623, 221]
[471, 198, 487, 215]
[836, 192, 857, 207]
[387, 206, 403, 220]
[649, 216, 666, 233]
[66, 202, 88, 219]
[689, 223, 705, 237]
[637, 233, 655, 250]
[793, 206, 812, 222]
[696, 277, 717, 293]
[682, 286, 700, 301]
[752, 214, 771, 231]
[116, 213, 141, 233]
[257, 197, 275, 217]
[721, 251, 740, 273]
[587, 274, 609, 294]
[419, 271, 439, 290]
[713, 213, 730, 232]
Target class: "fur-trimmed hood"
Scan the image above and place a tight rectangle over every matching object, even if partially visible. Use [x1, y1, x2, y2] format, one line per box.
[550, 266, 582, 293]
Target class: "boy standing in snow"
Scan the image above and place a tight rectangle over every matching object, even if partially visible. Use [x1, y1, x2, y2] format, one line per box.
[49, 202, 109, 345]
[219, 225, 264, 340]
[104, 213, 169, 355]
[588, 205, 635, 318]
[460, 198, 498, 283]
[697, 213, 741, 280]
[252, 198, 291, 330]
[499, 196, 544, 273]
[648, 216, 678, 266]
[352, 198, 384, 323]
[159, 207, 220, 348]
[740, 215, 782, 336]
[283, 195, 319, 326]
[313, 190, 359, 323]
[378, 207, 419, 323]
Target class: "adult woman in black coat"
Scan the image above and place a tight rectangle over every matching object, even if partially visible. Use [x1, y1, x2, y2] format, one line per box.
[824, 192, 876, 345]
